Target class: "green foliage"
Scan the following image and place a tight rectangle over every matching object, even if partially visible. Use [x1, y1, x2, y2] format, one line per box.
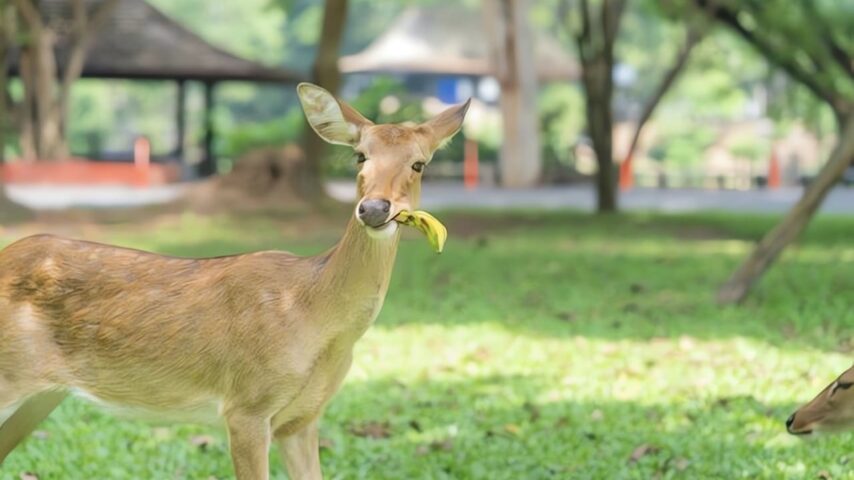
[728, 134, 770, 163]
[710, 0, 854, 112]
[1, 211, 852, 478]
[67, 80, 179, 156]
[538, 84, 584, 167]
[766, 76, 837, 138]
[348, 77, 425, 125]
[148, 0, 286, 64]
[220, 108, 305, 160]
[653, 124, 716, 167]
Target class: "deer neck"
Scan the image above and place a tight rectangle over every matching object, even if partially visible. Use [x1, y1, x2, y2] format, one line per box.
[313, 216, 400, 338]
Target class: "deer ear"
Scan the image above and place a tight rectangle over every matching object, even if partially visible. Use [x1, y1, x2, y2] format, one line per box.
[297, 83, 373, 146]
[420, 99, 471, 152]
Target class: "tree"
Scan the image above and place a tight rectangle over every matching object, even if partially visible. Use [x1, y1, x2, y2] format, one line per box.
[559, 0, 626, 212]
[11, 0, 118, 161]
[695, 0, 854, 303]
[0, 2, 31, 221]
[0, 1, 12, 164]
[484, 0, 542, 188]
[298, 0, 349, 201]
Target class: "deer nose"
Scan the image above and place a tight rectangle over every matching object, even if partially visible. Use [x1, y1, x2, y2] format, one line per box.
[357, 199, 391, 228]
[786, 413, 796, 432]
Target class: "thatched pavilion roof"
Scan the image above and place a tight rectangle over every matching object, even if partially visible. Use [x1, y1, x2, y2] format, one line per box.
[339, 7, 579, 81]
[8, 0, 303, 83]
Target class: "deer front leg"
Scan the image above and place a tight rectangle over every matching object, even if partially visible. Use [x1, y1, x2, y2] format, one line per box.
[225, 411, 271, 480]
[276, 419, 322, 480]
[0, 390, 67, 463]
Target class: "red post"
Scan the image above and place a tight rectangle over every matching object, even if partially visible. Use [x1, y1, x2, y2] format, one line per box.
[463, 138, 479, 190]
[619, 152, 634, 190]
[134, 136, 151, 186]
[767, 147, 781, 189]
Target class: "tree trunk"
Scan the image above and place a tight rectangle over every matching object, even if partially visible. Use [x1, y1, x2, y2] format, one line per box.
[0, 10, 8, 165]
[17, 25, 67, 161]
[582, 59, 617, 211]
[570, 0, 626, 213]
[18, 50, 36, 160]
[717, 114, 854, 304]
[300, 0, 348, 202]
[485, 0, 541, 188]
[12, 0, 118, 162]
[0, 9, 32, 222]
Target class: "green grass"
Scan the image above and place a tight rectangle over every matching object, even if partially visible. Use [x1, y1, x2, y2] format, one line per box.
[2, 210, 853, 479]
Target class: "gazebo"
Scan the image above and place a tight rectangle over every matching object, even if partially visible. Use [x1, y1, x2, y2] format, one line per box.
[339, 7, 579, 83]
[8, 0, 303, 178]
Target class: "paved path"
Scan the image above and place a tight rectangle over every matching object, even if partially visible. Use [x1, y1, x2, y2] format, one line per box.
[328, 182, 854, 215]
[5, 184, 186, 210]
[5, 182, 854, 215]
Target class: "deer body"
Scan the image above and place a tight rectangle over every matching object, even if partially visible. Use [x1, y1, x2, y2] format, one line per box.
[0, 216, 394, 424]
[0, 83, 469, 479]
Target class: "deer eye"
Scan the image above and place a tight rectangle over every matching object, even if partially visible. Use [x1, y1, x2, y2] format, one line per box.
[412, 161, 425, 173]
[832, 382, 853, 395]
[356, 152, 367, 164]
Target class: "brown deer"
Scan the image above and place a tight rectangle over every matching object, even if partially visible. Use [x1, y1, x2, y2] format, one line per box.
[787, 364, 854, 435]
[0, 83, 469, 479]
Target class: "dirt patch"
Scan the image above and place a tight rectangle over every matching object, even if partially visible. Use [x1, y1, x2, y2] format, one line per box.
[0, 191, 35, 224]
[183, 145, 311, 214]
[669, 225, 731, 241]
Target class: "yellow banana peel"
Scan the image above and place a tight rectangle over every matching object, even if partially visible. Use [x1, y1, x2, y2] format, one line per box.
[395, 210, 448, 253]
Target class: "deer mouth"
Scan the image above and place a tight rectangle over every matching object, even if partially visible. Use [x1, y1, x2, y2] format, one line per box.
[364, 219, 399, 239]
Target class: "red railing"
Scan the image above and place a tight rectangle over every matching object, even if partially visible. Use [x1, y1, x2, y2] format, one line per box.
[0, 159, 180, 186]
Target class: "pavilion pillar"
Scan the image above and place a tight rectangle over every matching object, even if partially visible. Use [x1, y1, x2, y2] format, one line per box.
[484, 0, 542, 188]
[174, 79, 186, 161]
[199, 80, 217, 177]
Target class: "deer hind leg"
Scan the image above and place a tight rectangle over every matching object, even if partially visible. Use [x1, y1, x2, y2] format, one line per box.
[0, 389, 67, 463]
[276, 418, 321, 480]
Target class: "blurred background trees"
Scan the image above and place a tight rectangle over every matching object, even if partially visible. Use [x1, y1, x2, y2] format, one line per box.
[7, 0, 119, 160]
[0, 0, 850, 300]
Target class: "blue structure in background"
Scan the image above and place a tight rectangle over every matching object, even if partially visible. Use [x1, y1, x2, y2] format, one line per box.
[436, 77, 460, 104]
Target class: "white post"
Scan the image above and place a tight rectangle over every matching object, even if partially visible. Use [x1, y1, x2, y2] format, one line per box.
[484, 0, 542, 188]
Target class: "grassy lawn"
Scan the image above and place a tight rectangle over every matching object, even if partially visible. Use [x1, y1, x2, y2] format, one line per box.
[1, 210, 852, 479]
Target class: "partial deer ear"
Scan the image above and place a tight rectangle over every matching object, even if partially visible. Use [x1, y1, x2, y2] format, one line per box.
[420, 99, 471, 151]
[297, 83, 373, 146]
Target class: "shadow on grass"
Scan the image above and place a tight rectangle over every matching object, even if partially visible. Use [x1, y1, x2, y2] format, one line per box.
[319, 376, 853, 479]
[7, 375, 850, 479]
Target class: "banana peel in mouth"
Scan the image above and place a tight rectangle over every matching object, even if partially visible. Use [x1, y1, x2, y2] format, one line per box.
[395, 210, 448, 253]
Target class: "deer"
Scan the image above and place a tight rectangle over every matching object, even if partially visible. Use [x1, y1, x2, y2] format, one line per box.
[0, 82, 470, 479]
[787, 364, 854, 436]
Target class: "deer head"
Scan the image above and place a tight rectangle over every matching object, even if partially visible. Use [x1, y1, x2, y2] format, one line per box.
[297, 83, 469, 240]
[787, 364, 854, 435]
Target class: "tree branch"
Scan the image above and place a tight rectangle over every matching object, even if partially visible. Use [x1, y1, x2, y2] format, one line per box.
[696, 0, 841, 112]
[800, 0, 854, 80]
[624, 26, 701, 163]
[61, 0, 119, 104]
[603, 0, 626, 51]
[717, 113, 854, 303]
[11, 0, 41, 30]
[576, 0, 593, 64]
[87, 0, 120, 34]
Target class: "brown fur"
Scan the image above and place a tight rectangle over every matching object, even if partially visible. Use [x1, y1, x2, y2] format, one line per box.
[0, 83, 469, 479]
[788, 364, 854, 435]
